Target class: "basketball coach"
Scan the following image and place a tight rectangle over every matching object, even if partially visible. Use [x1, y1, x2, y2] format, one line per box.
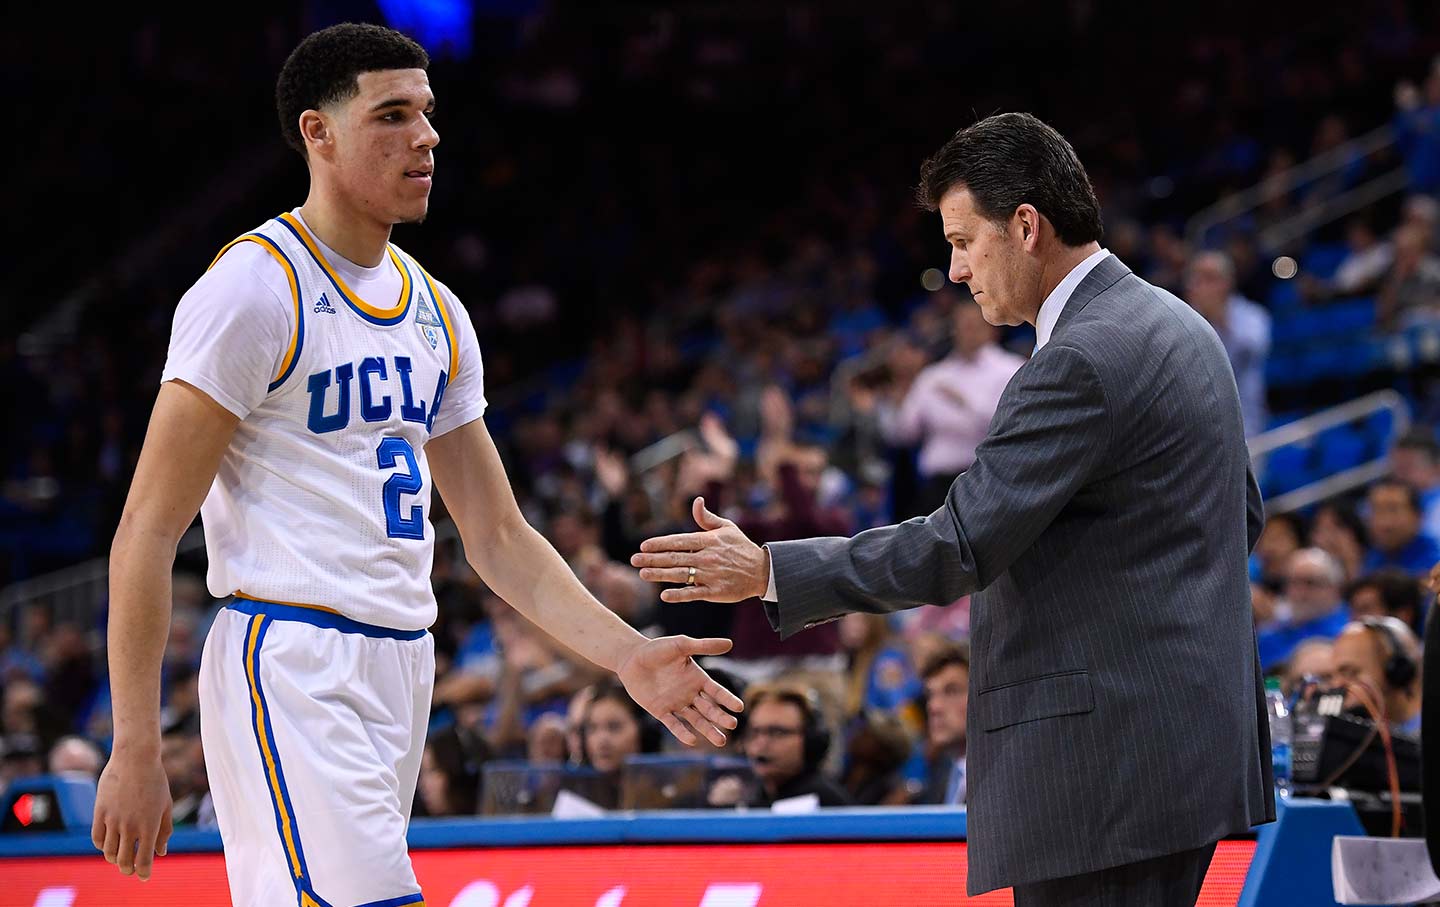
[633, 112, 1275, 905]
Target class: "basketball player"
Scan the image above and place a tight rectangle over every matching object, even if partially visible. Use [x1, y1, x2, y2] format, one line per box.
[91, 23, 742, 906]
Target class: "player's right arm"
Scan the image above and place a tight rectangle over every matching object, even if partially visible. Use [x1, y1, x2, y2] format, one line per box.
[92, 380, 239, 880]
[93, 240, 293, 881]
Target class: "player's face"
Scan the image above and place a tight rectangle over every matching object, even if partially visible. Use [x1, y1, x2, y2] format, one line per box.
[331, 69, 438, 225]
[940, 186, 1041, 327]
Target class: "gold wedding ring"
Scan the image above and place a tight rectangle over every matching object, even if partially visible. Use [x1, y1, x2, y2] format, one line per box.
[686, 566, 697, 585]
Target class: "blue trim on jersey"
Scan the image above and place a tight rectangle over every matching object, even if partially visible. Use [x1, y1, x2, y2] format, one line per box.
[398, 252, 454, 376]
[272, 217, 410, 326]
[258, 235, 306, 392]
[228, 597, 428, 640]
[354, 894, 426, 907]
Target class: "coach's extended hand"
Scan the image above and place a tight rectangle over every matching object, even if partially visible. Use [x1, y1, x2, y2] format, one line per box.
[631, 497, 771, 603]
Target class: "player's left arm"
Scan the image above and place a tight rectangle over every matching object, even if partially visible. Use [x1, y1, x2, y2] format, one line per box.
[427, 417, 742, 745]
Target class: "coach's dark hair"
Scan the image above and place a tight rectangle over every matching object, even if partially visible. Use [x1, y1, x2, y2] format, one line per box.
[916, 112, 1104, 247]
[276, 23, 429, 158]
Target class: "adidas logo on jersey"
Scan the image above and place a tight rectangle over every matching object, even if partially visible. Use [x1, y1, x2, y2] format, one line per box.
[314, 293, 337, 314]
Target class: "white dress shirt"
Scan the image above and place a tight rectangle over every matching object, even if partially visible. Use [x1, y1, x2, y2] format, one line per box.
[1034, 246, 1110, 351]
[764, 247, 1112, 603]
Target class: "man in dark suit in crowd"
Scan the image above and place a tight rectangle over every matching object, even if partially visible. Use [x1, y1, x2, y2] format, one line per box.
[633, 112, 1274, 904]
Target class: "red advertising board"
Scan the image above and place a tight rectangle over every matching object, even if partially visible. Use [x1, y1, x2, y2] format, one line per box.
[5, 840, 1255, 906]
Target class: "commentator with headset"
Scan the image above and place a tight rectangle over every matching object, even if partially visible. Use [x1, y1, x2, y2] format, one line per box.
[1328, 615, 1422, 735]
[740, 685, 852, 807]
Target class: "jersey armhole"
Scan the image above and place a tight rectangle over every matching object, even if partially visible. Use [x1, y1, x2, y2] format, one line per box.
[209, 233, 305, 392]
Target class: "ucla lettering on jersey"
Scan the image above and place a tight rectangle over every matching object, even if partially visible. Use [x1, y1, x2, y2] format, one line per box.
[192, 211, 466, 631]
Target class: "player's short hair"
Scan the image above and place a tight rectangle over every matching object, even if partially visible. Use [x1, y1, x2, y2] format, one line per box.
[916, 112, 1104, 247]
[276, 22, 429, 158]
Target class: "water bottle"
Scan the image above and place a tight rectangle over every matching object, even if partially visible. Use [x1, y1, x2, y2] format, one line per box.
[1264, 677, 1292, 798]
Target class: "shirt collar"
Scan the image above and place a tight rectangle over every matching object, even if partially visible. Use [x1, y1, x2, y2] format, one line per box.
[1034, 247, 1110, 351]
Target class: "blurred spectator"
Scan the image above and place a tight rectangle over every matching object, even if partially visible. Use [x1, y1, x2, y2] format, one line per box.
[1390, 427, 1440, 541]
[578, 679, 662, 809]
[1257, 548, 1350, 671]
[1183, 251, 1270, 436]
[839, 613, 921, 720]
[1347, 568, 1425, 633]
[1252, 511, 1306, 589]
[1319, 215, 1393, 299]
[1363, 479, 1440, 575]
[161, 718, 213, 827]
[877, 299, 1024, 512]
[1377, 224, 1440, 328]
[1310, 502, 1369, 583]
[914, 641, 969, 805]
[840, 709, 913, 806]
[1392, 62, 1440, 195]
[1280, 638, 1335, 698]
[740, 684, 851, 808]
[417, 724, 487, 817]
[1330, 616, 1423, 733]
[0, 733, 43, 793]
[47, 735, 102, 781]
[526, 713, 569, 765]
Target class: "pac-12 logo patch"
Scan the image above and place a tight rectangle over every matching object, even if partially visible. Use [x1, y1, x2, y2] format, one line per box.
[415, 293, 442, 349]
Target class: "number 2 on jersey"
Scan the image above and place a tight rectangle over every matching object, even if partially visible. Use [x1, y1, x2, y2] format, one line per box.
[376, 437, 424, 540]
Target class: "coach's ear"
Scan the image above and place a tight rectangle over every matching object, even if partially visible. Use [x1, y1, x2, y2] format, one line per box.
[1014, 204, 1042, 253]
[299, 110, 331, 156]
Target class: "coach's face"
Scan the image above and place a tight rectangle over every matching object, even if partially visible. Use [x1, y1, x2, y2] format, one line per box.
[940, 186, 1043, 328]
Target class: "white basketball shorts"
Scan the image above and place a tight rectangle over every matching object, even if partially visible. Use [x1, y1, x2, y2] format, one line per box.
[198, 596, 435, 907]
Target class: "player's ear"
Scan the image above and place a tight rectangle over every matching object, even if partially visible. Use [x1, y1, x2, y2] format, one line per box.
[299, 110, 331, 156]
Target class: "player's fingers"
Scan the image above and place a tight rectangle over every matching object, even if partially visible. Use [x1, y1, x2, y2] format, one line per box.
[117, 826, 138, 876]
[692, 691, 739, 730]
[156, 804, 173, 857]
[135, 821, 159, 881]
[660, 712, 698, 747]
[638, 532, 711, 554]
[679, 636, 733, 658]
[91, 809, 107, 852]
[102, 819, 121, 865]
[704, 678, 744, 712]
[681, 705, 727, 747]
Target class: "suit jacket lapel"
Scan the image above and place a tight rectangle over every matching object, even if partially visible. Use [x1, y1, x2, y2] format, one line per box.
[1051, 254, 1132, 341]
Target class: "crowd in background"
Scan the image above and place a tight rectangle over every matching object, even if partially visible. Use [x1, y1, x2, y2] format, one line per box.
[2, 2, 1439, 822]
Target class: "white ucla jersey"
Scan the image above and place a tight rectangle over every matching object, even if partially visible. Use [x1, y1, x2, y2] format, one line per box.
[162, 209, 487, 631]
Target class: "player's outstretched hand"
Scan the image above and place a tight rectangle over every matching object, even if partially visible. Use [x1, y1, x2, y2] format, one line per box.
[617, 635, 744, 747]
[92, 748, 173, 881]
[631, 497, 770, 603]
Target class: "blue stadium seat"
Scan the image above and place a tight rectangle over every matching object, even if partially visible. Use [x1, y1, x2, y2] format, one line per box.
[1301, 242, 1350, 281]
[1316, 427, 1369, 474]
[1261, 445, 1312, 497]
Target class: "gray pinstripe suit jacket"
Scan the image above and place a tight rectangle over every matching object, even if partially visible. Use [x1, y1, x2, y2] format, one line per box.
[765, 254, 1275, 894]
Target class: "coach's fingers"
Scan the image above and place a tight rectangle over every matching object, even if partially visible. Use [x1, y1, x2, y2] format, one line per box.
[638, 532, 711, 554]
[636, 566, 694, 583]
[660, 584, 715, 603]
